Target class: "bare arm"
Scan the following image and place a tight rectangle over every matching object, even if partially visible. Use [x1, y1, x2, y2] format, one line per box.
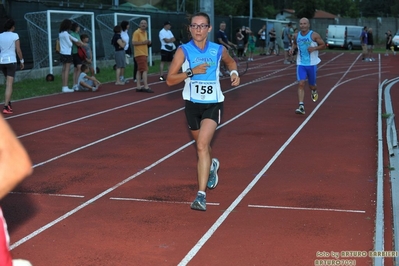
[309, 32, 326, 52]
[15, 39, 24, 70]
[117, 38, 126, 48]
[0, 117, 32, 199]
[221, 47, 240, 86]
[289, 33, 298, 54]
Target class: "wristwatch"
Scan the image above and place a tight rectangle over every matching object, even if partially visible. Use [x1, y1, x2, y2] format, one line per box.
[185, 68, 194, 78]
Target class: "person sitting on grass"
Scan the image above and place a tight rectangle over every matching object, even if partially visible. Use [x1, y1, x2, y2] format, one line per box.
[74, 64, 101, 92]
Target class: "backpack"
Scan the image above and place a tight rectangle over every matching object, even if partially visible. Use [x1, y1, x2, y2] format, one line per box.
[78, 46, 87, 60]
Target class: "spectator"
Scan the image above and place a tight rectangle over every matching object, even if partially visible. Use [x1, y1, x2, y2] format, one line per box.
[70, 22, 84, 90]
[0, 18, 24, 114]
[258, 25, 266, 55]
[216, 21, 236, 50]
[217, 21, 236, 76]
[367, 28, 375, 61]
[241, 26, 249, 55]
[111, 25, 126, 85]
[247, 30, 256, 61]
[385, 30, 396, 56]
[236, 28, 245, 58]
[283, 22, 293, 64]
[159, 21, 176, 81]
[360, 26, 368, 61]
[132, 20, 153, 93]
[120, 20, 130, 83]
[59, 19, 82, 93]
[267, 27, 277, 55]
[74, 64, 101, 92]
[80, 34, 95, 77]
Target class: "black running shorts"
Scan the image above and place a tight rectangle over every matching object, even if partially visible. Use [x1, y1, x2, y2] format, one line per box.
[184, 100, 223, 130]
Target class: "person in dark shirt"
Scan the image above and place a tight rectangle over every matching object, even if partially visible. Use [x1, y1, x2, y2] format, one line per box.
[366, 28, 374, 61]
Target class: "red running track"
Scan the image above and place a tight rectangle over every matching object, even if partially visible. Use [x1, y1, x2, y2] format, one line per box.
[1, 52, 397, 266]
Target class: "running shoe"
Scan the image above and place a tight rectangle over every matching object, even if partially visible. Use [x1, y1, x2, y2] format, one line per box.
[62, 87, 74, 93]
[143, 88, 154, 93]
[190, 192, 206, 211]
[311, 90, 318, 102]
[295, 105, 305, 115]
[2, 105, 12, 114]
[8, 101, 12, 111]
[159, 76, 165, 81]
[207, 158, 220, 189]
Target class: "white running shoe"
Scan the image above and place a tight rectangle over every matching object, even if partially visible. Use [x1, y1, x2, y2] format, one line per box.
[62, 87, 74, 93]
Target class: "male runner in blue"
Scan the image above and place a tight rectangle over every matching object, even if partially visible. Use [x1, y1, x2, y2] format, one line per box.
[290, 18, 325, 115]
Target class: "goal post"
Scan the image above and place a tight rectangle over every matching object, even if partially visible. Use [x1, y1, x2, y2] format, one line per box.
[24, 10, 96, 75]
[96, 13, 152, 66]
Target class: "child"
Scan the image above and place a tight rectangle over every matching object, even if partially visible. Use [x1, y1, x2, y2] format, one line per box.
[80, 34, 95, 76]
[247, 30, 256, 61]
[75, 64, 101, 92]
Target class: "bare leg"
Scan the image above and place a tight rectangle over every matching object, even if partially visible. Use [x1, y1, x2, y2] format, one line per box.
[136, 70, 142, 88]
[298, 80, 306, 103]
[142, 71, 148, 88]
[73, 64, 82, 85]
[4, 76, 14, 106]
[62, 63, 71, 87]
[190, 119, 217, 192]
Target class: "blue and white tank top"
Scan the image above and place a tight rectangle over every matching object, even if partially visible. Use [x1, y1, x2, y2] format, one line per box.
[296, 30, 321, 66]
[180, 40, 224, 103]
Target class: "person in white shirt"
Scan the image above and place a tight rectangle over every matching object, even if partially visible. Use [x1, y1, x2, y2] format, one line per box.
[120, 20, 130, 83]
[158, 21, 176, 81]
[0, 18, 24, 114]
[59, 19, 83, 93]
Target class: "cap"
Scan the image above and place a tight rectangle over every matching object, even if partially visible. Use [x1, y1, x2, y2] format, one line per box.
[164, 21, 171, 26]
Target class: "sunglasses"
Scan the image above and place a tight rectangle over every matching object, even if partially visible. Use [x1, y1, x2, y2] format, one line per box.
[189, 24, 210, 30]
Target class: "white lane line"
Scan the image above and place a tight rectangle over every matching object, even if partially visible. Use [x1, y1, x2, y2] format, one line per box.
[9, 72, 298, 249]
[15, 54, 343, 139]
[8, 53, 350, 250]
[9, 192, 84, 198]
[17, 89, 180, 138]
[31, 107, 183, 168]
[5, 80, 165, 120]
[248, 204, 365, 214]
[110, 197, 220, 206]
[177, 54, 362, 266]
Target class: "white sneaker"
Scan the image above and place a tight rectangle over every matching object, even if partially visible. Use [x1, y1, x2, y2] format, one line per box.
[62, 87, 74, 93]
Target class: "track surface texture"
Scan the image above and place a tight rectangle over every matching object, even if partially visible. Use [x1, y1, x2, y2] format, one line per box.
[2, 52, 397, 266]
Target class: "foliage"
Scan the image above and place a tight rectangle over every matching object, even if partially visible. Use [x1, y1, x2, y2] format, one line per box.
[153, 0, 394, 18]
[293, 0, 317, 19]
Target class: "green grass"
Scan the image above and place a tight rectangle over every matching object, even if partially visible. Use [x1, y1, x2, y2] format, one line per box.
[1, 62, 160, 103]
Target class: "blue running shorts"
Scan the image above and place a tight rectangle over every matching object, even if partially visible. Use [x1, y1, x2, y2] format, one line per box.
[296, 65, 317, 86]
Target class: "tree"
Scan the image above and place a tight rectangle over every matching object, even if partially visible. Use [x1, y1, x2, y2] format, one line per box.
[293, 0, 317, 18]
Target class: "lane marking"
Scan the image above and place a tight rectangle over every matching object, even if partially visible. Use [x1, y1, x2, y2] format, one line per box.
[110, 197, 220, 206]
[177, 53, 364, 266]
[9, 192, 84, 198]
[10, 54, 371, 252]
[248, 204, 365, 214]
[5, 80, 165, 120]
